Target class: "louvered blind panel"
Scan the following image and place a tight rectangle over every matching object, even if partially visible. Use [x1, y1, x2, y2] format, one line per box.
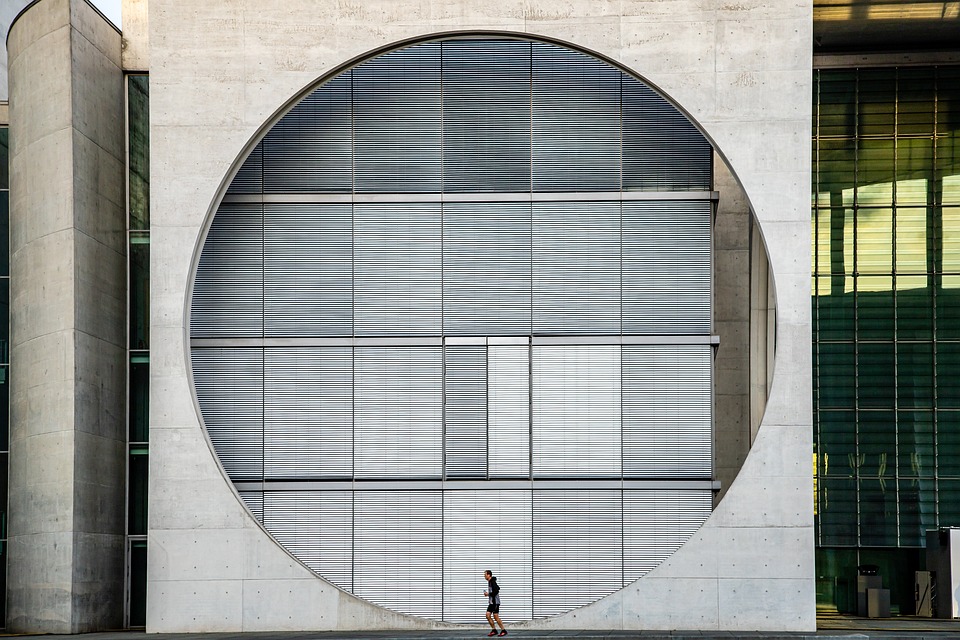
[443, 490, 533, 623]
[264, 491, 354, 591]
[191, 203, 263, 338]
[622, 345, 712, 478]
[622, 80, 712, 192]
[354, 491, 443, 619]
[262, 74, 353, 193]
[193, 348, 264, 480]
[488, 346, 531, 478]
[354, 203, 441, 336]
[622, 201, 711, 335]
[532, 346, 621, 477]
[264, 348, 353, 480]
[444, 346, 488, 478]
[354, 347, 442, 479]
[531, 43, 621, 192]
[443, 202, 531, 335]
[354, 42, 441, 193]
[442, 39, 531, 193]
[239, 491, 263, 523]
[532, 490, 623, 618]
[227, 141, 263, 194]
[533, 202, 620, 334]
[264, 203, 352, 337]
[623, 489, 712, 583]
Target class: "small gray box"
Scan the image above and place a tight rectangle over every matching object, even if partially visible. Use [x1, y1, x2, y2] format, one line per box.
[867, 588, 891, 618]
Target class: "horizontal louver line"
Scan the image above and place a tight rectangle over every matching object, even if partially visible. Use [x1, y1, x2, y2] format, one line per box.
[192, 335, 721, 348]
[221, 191, 719, 204]
[233, 479, 720, 492]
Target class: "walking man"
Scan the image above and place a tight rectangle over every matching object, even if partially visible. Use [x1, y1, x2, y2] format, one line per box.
[483, 569, 507, 636]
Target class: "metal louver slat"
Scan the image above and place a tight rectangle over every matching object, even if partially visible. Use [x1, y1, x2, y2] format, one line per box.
[488, 345, 530, 478]
[532, 43, 621, 192]
[354, 43, 441, 193]
[191, 203, 263, 338]
[264, 348, 353, 480]
[623, 489, 712, 583]
[443, 202, 532, 336]
[622, 345, 713, 478]
[239, 491, 263, 523]
[533, 202, 620, 335]
[443, 39, 531, 192]
[264, 491, 354, 591]
[622, 201, 712, 334]
[262, 74, 353, 193]
[264, 203, 352, 337]
[622, 80, 712, 192]
[354, 203, 441, 336]
[443, 490, 533, 623]
[532, 346, 621, 478]
[354, 491, 443, 619]
[354, 347, 442, 479]
[193, 348, 264, 480]
[533, 490, 623, 618]
[227, 141, 263, 194]
[444, 346, 487, 478]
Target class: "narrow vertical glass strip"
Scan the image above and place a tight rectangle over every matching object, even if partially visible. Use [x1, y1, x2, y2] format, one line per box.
[127, 76, 150, 230]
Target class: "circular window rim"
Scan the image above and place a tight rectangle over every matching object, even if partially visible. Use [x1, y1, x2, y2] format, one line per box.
[183, 28, 780, 622]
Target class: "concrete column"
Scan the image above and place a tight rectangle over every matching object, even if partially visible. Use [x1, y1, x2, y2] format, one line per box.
[6, 0, 126, 632]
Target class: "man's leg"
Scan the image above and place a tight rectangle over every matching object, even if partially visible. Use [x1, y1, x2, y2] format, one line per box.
[493, 613, 505, 630]
[486, 611, 497, 630]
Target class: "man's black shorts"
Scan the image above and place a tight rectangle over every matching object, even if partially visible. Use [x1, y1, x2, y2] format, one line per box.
[487, 603, 500, 614]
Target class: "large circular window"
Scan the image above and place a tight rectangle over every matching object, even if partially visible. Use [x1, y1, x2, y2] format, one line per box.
[191, 36, 716, 623]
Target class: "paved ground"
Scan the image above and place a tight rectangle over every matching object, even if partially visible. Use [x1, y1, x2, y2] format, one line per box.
[8, 615, 960, 640]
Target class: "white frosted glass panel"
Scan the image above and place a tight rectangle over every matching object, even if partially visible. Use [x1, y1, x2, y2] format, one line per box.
[489, 346, 531, 478]
[264, 348, 353, 479]
[354, 491, 443, 619]
[443, 491, 533, 623]
[623, 489, 712, 583]
[354, 203, 441, 336]
[622, 345, 713, 478]
[532, 346, 621, 477]
[265, 491, 354, 591]
[533, 490, 623, 618]
[354, 347, 442, 479]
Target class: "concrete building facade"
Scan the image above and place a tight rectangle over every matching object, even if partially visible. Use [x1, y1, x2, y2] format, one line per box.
[1, 0, 814, 633]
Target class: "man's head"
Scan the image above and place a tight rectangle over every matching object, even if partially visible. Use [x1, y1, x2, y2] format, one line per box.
[484, 570, 492, 579]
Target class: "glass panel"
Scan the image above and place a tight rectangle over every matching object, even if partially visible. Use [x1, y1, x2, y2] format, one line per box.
[857, 69, 896, 137]
[818, 476, 857, 546]
[129, 358, 148, 443]
[0, 279, 8, 364]
[937, 343, 960, 409]
[0, 193, 8, 277]
[128, 451, 148, 535]
[858, 410, 895, 478]
[940, 479, 960, 528]
[443, 346, 487, 479]
[816, 70, 857, 138]
[895, 207, 926, 276]
[816, 290, 854, 341]
[815, 139, 855, 205]
[943, 205, 960, 286]
[896, 286, 932, 340]
[936, 285, 960, 339]
[858, 342, 895, 408]
[856, 207, 892, 275]
[898, 478, 936, 547]
[128, 541, 148, 627]
[817, 342, 855, 408]
[897, 410, 934, 478]
[815, 548, 859, 613]
[897, 342, 933, 408]
[898, 68, 935, 136]
[856, 281, 894, 339]
[895, 140, 932, 205]
[127, 75, 150, 231]
[857, 139, 895, 200]
[129, 239, 149, 349]
[859, 477, 897, 546]
[488, 345, 530, 479]
[936, 411, 960, 477]
[818, 410, 856, 468]
[937, 67, 960, 136]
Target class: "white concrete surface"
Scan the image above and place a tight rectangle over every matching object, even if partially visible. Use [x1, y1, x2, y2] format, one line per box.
[148, 0, 813, 632]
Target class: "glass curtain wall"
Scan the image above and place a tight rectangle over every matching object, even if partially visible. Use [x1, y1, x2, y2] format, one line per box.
[812, 66, 960, 613]
[126, 74, 149, 628]
[0, 125, 9, 628]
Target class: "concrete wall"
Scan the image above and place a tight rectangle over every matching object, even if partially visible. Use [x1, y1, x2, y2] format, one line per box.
[6, 0, 126, 632]
[149, 0, 813, 632]
[121, 0, 147, 70]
